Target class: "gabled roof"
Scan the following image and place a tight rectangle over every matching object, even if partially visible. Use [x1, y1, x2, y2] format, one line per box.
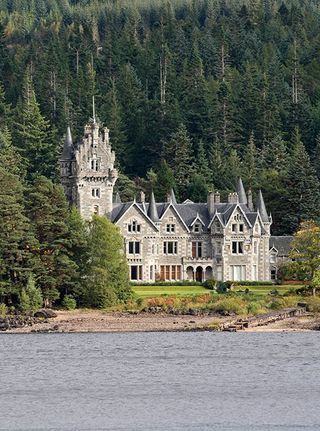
[269, 236, 294, 256]
[110, 201, 159, 231]
[190, 212, 206, 227]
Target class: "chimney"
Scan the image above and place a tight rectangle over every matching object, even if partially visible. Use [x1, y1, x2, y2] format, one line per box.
[228, 192, 239, 204]
[140, 191, 145, 203]
[247, 189, 253, 211]
[207, 192, 215, 215]
[214, 192, 220, 204]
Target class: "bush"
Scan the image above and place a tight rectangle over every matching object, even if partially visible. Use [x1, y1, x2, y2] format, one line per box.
[203, 278, 217, 290]
[210, 297, 247, 315]
[0, 303, 8, 318]
[62, 295, 77, 310]
[304, 297, 320, 312]
[236, 281, 274, 286]
[216, 281, 233, 293]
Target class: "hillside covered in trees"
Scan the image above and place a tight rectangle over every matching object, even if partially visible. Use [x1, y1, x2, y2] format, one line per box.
[1, 0, 320, 237]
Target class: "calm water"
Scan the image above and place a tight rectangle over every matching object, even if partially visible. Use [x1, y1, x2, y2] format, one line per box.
[0, 332, 319, 431]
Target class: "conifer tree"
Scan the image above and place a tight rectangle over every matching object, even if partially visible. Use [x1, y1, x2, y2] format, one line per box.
[195, 140, 210, 184]
[155, 160, 176, 201]
[0, 127, 24, 177]
[242, 131, 258, 188]
[0, 167, 37, 299]
[25, 176, 77, 306]
[162, 124, 194, 194]
[15, 68, 52, 178]
[278, 129, 320, 234]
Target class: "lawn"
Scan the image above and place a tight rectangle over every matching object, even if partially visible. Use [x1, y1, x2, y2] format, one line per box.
[133, 284, 304, 299]
[133, 285, 207, 298]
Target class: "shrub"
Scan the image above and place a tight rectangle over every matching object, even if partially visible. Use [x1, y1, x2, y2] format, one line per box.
[210, 297, 247, 315]
[247, 301, 266, 315]
[216, 281, 233, 293]
[20, 288, 30, 312]
[304, 297, 320, 312]
[62, 295, 77, 310]
[203, 278, 217, 290]
[0, 303, 8, 318]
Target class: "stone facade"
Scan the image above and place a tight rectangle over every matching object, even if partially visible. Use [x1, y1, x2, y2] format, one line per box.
[60, 120, 117, 219]
[60, 119, 274, 283]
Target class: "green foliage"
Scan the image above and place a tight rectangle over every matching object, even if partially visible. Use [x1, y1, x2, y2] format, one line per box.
[83, 215, 131, 308]
[0, 303, 8, 318]
[25, 274, 43, 311]
[62, 295, 77, 310]
[202, 278, 217, 290]
[19, 288, 30, 313]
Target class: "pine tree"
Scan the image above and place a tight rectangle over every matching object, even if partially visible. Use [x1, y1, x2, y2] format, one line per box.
[15, 68, 52, 178]
[84, 215, 131, 308]
[242, 131, 258, 188]
[0, 167, 37, 299]
[186, 174, 208, 202]
[0, 82, 11, 129]
[155, 160, 176, 201]
[25, 176, 77, 306]
[278, 129, 320, 234]
[0, 127, 24, 177]
[195, 140, 210, 183]
[162, 124, 194, 194]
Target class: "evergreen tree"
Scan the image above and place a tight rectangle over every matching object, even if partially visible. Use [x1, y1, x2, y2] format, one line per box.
[15, 68, 52, 178]
[0, 167, 37, 300]
[162, 124, 193, 195]
[278, 130, 320, 234]
[84, 215, 131, 308]
[186, 174, 208, 203]
[25, 176, 77, 306]
[0, 127, 24, 177]
[155, 159, 176, 201]
[242, 131, 258, 188]
[195, 140, 210, 183]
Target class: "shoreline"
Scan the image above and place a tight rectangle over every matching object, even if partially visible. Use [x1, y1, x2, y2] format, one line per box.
[2, 309, 319, 334]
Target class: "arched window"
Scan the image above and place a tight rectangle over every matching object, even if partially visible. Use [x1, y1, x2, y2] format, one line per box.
[93, 205, 99, 215]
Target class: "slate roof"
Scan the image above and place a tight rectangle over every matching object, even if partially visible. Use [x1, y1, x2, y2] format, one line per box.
[269, 236, 294, 256]
[110, 198, 267, 231]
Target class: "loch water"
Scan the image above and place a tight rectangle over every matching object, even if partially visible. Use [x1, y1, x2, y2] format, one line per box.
[0, 332, 319, 431]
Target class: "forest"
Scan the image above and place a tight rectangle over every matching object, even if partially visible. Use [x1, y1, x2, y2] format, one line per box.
[1, 0, 320, 306]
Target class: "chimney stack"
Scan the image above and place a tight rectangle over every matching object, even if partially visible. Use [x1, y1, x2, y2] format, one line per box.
[207, 192, 215, 215]
[247, 189, 253, 211]
[228, 192, 239, 204]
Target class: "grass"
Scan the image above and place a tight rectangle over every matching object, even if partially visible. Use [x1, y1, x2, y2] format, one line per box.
[133, 285, 208, 298]
[133, 284, 304, 299]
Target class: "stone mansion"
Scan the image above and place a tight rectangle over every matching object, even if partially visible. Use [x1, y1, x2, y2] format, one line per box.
[60, 117, 291, 283]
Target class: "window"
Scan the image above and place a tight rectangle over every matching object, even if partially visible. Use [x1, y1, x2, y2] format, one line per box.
[234, 214, 242, 221]
[128, 220, 141, 233]
[150, 265, 153, 281]
[232, 224, 237, 233]
[163, 241, 177, 255]
[166, 224, 175, 233]
[232, 241, 244, 254]
[90, 159, 100, 171]
[130, 265, 142, 281]
[252, 265, 257, 281]
[192, 242, 202, 258]
[215, 222, 221, 233]
[239, 224, 244, 232]
[270, 253, 276, 264]
[92, 188, 100, 198]
[128, 241, 140, 255]
[160, 265, 182, 281]
[254, 241, 257, 254]
[216, 241, 222, 255]
[230, 265, 246, 281]
[93, 205, 99, 215]
[194, 223, 201, 233]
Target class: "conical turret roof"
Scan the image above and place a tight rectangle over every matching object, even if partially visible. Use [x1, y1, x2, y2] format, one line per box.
[256, 190, 269, 222]
[114, 192, 122, 204]
[148, 191, 159, 222]
[62, 126, 73, 159]
[170, 188, 177, 205]
[236, 177, 247, 205]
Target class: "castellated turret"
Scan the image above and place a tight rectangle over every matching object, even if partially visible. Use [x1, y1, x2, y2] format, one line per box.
[59, 118, 118, 220]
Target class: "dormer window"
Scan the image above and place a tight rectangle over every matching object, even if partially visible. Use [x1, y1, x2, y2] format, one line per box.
[194, 223, 201, 233]
[128, 220, 141, 233]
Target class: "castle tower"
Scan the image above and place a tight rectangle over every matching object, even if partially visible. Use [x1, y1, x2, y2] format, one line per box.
[59, 118, 118, 219]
